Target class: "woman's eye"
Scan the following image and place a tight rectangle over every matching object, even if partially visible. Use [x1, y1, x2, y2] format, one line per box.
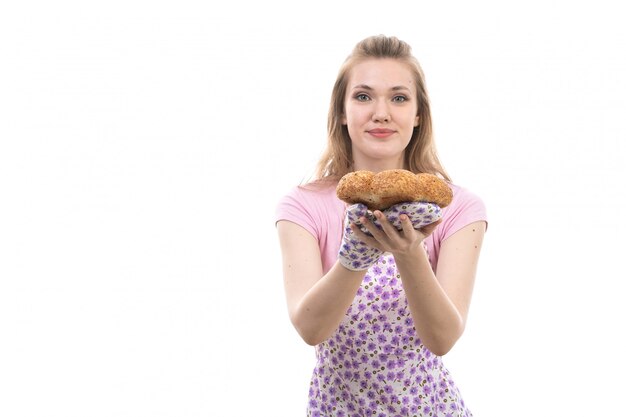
[355, 93, 370, 101]
[392, 96, 407, 103]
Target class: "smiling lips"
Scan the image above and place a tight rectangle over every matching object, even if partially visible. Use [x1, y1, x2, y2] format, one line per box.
[367, 128, 395, 138]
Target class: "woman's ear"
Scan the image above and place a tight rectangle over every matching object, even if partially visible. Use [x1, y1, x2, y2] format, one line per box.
[341, 114, 347, 125]
[414, 115, 420, 127]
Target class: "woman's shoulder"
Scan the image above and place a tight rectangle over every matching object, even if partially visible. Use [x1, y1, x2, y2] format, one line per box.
[275, 178, 343, 232]
[281, 178, 339, 201]
[441, 182, 488, 228]
[276, 178, 342, 214]
[449, 182, 482, 200]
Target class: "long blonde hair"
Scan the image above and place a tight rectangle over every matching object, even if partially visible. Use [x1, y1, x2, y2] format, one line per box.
[314, 35, 451, 183]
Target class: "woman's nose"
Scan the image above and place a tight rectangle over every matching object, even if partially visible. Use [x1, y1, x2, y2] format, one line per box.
[372, 101, 390, 122]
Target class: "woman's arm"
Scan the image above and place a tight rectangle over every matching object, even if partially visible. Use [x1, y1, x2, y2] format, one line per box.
[395, 221, 486, 355]
[277, 220, 366, 346]
[354, 212, 486, 356]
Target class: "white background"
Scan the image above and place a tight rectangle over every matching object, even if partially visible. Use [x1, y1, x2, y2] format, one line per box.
[1, 1, 625, 416]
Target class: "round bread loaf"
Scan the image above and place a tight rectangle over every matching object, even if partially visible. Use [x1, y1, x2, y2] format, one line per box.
[336, 169, 452, 211]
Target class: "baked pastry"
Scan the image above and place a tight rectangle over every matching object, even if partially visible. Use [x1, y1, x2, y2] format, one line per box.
[336, 169, 452, 211]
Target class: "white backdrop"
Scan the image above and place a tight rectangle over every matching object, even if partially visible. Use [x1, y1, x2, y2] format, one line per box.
[1, 1, 625, 416]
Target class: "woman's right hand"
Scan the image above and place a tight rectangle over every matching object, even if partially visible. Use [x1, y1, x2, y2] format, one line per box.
[337, 203, 382, 271]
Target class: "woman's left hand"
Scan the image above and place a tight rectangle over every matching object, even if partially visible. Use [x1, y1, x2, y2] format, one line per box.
[350, 210, 442, 257]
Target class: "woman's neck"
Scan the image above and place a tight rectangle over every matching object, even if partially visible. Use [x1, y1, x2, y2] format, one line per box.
[354, 159, 406, 173]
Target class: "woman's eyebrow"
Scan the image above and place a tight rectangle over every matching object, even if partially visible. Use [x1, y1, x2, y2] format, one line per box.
[352, 84, 373, 91]
[351, 84, 411, 91]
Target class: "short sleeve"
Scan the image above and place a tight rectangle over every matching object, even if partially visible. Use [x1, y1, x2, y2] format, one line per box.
[275, 186, 319, 240]
[425, 184, 488, 271]
[438, 185, 488, 241]
[275, 183, 345, 274]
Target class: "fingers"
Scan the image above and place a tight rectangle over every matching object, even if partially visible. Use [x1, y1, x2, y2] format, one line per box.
[360, 211, 405, 248]
[373, 210, 421, 237]
[365, 210, 441, 248]
[384, 201, 443, 230]
[347, 203, 443, 254]
[399, 213, 417, 236]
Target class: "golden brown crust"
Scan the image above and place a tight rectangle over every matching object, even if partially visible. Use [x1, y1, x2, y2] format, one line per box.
[336, 169, 452, 211]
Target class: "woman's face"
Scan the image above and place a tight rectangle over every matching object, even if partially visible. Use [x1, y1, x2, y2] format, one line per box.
[342, 58, 419, 171]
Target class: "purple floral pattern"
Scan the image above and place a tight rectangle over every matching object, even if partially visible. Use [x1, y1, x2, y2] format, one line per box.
[380, 202, 442, 231]
[307, 252, 472, 417]
[338, 203, 383, 271]
[338, 202, 443, 271]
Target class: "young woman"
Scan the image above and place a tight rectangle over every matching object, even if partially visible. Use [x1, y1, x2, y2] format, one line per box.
[275, 35, 487, 417]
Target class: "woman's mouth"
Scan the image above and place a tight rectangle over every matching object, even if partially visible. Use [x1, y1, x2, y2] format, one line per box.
[367, 129, 395, 138]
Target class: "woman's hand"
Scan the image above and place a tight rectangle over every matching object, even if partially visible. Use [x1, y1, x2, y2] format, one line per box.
[351, 209, 442, 257]
[337, 203, 383, 271]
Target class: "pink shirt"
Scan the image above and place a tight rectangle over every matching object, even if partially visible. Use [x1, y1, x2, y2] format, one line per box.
[275, 181, 487, 274]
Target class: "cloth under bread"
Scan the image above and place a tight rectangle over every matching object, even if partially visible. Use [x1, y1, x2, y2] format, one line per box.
[338, 201, 442, 270]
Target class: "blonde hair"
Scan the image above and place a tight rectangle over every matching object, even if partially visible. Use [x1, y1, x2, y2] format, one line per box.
[314, 35, 451, 183]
